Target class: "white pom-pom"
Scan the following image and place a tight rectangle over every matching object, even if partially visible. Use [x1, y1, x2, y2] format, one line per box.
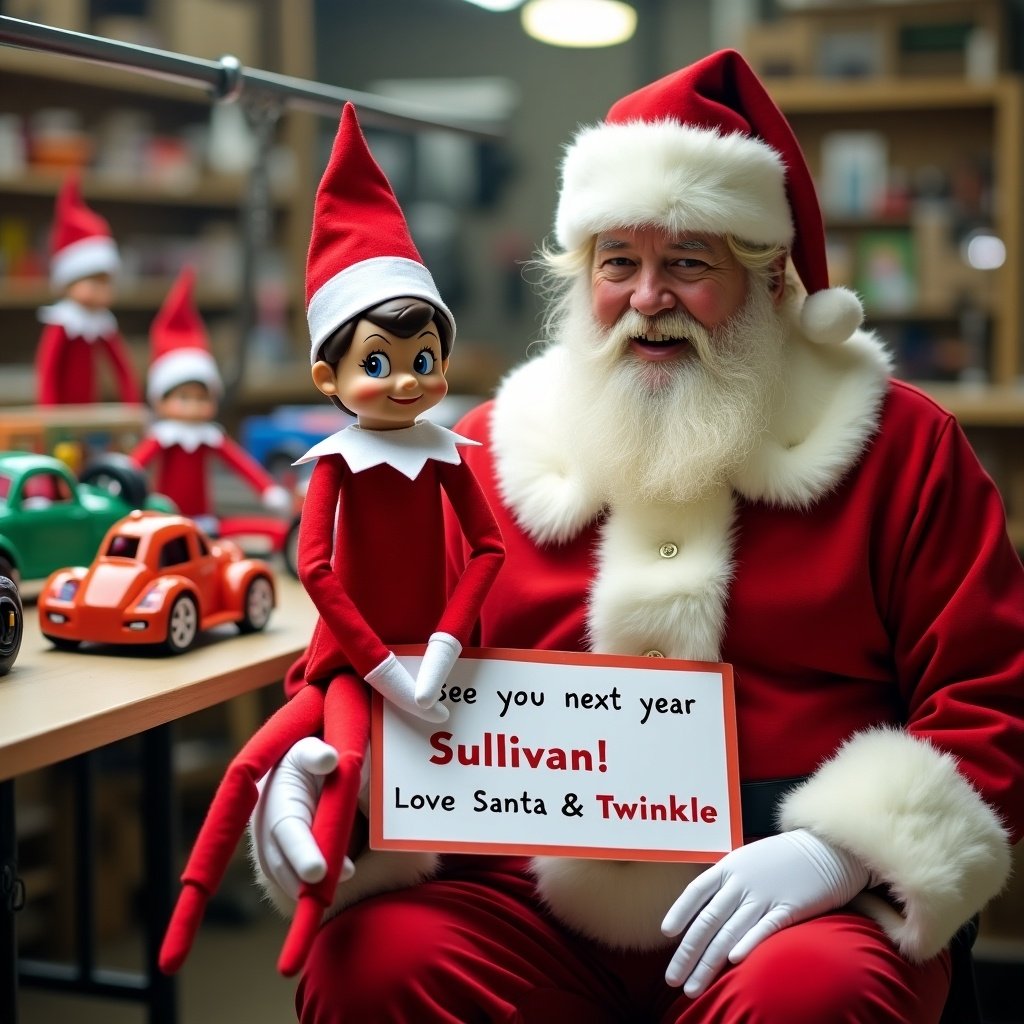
[800, 287, 864, 345]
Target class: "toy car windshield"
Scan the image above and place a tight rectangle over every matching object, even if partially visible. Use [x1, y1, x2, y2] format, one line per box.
[106, 534, 140, 559]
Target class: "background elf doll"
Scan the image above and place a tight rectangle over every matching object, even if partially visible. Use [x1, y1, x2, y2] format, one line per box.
[159, 102, 505, 977]
[36, 174, 141, 406]
[130, 265, 290, 533]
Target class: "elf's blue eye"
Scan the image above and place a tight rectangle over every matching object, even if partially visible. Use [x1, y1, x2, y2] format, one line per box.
[363, 352, 391, 378]
[414, 349, 436, 375]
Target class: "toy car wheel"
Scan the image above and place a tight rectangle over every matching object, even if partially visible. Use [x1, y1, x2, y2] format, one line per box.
[239, 575, 274, 634]
[43, 635, 81, 652]
[80, 453, 150, 510]
[0, 575, 23, 676]
[0, 555, 18, 590]
[164, 594, 199, 655]
[283, 514, 300, 579]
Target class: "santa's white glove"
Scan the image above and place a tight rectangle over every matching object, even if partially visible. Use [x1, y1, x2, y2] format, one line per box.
[661, 829, 871, 997]
[252, 737, 355, 901]
[262, 483, 293, 514]
[366, 651, 449, 723]
[415, 632, 462, 710]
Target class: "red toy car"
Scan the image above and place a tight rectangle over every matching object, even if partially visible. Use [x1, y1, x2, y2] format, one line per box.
[39, 510, 275, 655]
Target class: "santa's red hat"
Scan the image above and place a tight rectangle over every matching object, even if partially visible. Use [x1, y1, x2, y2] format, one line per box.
[555, 49, 863, 345]
[305, 102, 454, 362]
[147, 266, 222, 404]
[49, 174, 121, 290]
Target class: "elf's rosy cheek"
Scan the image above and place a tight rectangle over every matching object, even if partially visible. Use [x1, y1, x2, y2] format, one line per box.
[421, 376, 449, 398]
[350, 380, 388, 402]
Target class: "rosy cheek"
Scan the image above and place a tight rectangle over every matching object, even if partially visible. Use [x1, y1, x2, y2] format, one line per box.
[350, 380, 388, 403]
[421, 376, 448, 397]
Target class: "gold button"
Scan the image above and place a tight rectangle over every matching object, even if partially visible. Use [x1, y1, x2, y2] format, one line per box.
[659, 542, 679, 559]
[643, 649, 665, 658]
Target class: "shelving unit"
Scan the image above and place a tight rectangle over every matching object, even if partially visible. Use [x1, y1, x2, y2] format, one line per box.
[770, 74, 1024, 547]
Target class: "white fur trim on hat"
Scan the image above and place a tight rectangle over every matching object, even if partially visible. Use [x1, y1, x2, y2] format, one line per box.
[147, 348, 222, 405]
[555, 120, 792, 252]
[51, 236, 121, 290]
[778, 727, 1011, 961]
[306, 255, 455, 362]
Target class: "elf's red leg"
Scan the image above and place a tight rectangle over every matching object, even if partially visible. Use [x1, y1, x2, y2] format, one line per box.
[278, 672, 371, 976]
[160, 683, 326, 974]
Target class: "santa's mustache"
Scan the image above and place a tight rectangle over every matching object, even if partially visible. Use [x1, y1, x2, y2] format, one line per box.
[606, 309, 711, 352]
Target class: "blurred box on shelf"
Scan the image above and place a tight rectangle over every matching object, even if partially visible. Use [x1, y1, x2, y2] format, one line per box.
[820, 130, 888, 218]
[3, 0, 86, 31]
[855, 229, 916, 315]
[155, 0, 261, 66]
[741, 19, 816, 78]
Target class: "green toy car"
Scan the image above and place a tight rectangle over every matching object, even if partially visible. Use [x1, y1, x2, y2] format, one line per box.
[0, 451, 175, 586]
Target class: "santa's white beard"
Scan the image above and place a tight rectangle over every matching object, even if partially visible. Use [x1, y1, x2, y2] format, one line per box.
[558, 279, 785, 506]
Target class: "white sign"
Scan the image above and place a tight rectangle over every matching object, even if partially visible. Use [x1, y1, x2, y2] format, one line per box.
[371, 648, 741, 862]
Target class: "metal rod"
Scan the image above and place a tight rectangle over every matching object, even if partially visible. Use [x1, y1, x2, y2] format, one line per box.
[0, 15, 500, 137]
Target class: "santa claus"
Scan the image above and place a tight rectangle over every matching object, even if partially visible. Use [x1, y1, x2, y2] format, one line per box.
[252, 50, 1023, 1023]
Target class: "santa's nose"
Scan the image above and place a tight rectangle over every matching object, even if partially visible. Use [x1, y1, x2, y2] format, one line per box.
[630, 268, 676, 316]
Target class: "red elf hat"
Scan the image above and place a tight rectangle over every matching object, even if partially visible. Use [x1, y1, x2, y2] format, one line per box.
[304, 102, 454, 363]
[49, 174, 121, 290]
[147, 266, 222, 404]
[554, 49, 863, 345]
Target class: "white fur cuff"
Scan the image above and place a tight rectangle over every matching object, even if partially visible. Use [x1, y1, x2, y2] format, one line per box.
[778, 727, 1011, 960]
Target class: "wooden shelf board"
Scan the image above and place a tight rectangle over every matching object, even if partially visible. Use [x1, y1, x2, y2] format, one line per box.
[0, 45, 215, 104]
[0, 169, 257, 207]
[0, 279, 238, 310]
[915, 382, 1024, 425]
[770, 76, 1022, 114]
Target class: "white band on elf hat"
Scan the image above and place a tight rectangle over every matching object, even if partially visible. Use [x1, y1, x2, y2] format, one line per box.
[147, 348, 222, 405]
[50, 236, 121, 291]
[306, 255, 455, 363]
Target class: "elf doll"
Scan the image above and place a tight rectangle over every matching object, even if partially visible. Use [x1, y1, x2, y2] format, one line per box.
[159, 102, 504, 977]
[130, 266, 290, 532]
[36, 174, 141, 406]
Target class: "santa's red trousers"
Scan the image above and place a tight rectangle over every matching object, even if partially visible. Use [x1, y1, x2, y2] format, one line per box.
[296, 856, 951, 1023]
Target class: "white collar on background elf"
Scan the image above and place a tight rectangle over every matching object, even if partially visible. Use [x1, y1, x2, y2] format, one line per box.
[150, 419, 225, 452]
[37, 298, 118, 341]
[294, 419, 479, 481]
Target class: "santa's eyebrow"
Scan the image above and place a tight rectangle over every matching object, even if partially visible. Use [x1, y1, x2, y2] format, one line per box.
[671, 239, 713, 252]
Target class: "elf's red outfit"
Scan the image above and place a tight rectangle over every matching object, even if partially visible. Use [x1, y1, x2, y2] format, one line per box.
[36, 303, 140, 405]
[299, 430, 506, 685]
[284, 51, 1023, 1023]
[131, 423, 278, 520]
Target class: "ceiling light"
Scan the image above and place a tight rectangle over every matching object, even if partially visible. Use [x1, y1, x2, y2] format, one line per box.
[521, 0, 637, 48]
[462, 0, 525, 10]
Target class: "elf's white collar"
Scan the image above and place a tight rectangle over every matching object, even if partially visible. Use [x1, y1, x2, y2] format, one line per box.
[37, 298, 117, 341]
[150, 419, 225, 452]
[294, 419, 479, 481]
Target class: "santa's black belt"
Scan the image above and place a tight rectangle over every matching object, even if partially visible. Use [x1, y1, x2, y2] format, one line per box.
[740, 776, 809, 838]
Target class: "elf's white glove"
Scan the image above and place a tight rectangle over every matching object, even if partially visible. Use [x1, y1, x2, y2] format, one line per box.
[415, 632, 462, 710]
[366, 651, 449, 723]
[661, 829, 871, 997]
[262, 484, 292, 514]
[252, 737, 354, 900]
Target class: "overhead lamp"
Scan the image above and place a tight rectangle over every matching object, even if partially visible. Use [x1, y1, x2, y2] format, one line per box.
[521, 0, 637, 48]
[461, 0, 525, 10]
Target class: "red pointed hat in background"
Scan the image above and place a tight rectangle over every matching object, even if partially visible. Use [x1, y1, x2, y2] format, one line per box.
[304, 101, 454, 362]
[555, 49, 863, 345]
[146, 266, 222, 404]
[49, 174, 121, 290]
